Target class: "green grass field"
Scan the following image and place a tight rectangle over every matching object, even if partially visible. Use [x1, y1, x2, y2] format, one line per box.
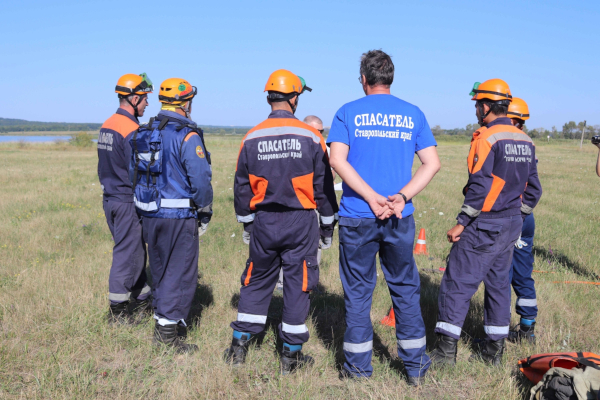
[1, 137, 599, 399]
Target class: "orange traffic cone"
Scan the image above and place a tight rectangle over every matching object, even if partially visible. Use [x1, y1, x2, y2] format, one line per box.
[380, 307, 395, 327]
[414, 228, 428, 255]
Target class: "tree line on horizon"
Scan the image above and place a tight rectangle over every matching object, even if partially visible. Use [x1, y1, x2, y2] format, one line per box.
[431, 121, 598, 140]
[1, 117, 595, 140]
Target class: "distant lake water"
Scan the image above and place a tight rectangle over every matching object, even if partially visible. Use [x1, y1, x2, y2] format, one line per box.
[0, 136, 72, 143]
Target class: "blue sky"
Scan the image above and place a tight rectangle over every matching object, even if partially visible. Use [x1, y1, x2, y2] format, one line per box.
[1, 0, 598, 129]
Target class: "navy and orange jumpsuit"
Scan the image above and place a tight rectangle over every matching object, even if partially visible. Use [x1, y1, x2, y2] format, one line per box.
[231, 110, 338, 346]
[97, 108, 149, 305]
[435, 117, 542, 341]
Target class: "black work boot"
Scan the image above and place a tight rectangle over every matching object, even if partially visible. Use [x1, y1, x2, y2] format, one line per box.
[407, 375, 426, 387]
[153, 322, 198, 354]
[430, 334, 458, 366]
[128, 296, 152, 322]
[470, 338, 505, 366]
[280, 344, 314, 375]
[107, 301, 133, 326]
[508, 321, 536, 344]
[223, 332, 251, 366]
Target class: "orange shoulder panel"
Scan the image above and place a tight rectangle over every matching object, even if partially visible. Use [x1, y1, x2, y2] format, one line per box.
[468, 136, 492, 174]
[101, 113, 139, 138]
[184, 132, 198, 142]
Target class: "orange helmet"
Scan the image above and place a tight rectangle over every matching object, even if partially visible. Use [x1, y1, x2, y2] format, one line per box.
[470, 79, 512, 103]
[159, 78, 197, 105]
[507, 97, 530, 121]
[115, 73, 153, 96]
[264, 70, 303, 94]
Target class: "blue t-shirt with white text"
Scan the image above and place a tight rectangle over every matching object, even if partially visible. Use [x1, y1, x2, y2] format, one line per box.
[327, 94, 437, 219]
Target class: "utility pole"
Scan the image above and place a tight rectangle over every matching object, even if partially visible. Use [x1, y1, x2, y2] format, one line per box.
[579, 120, 587, 149]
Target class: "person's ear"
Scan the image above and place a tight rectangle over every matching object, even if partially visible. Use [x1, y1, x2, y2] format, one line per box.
[483, 103, 490, 114]
[131, 95, 140, 107]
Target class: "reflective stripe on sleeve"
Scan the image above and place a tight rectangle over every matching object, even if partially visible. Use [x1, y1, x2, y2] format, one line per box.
[138, 151, 160, 162]
[320, 215, 335, 224]
[237, 313, 267, 324]
[237, 213, 255, 223]
[108, 292, 130, 302]
[282, 322, 308, 334]
[484, 325, 509, 335]
[436, 322, 462, 336]
[516, 298, 537, 307]
[161, 199, 192, 208]
[134, 196, 158, 212]
[461, 204, 481, 218]
[397, 336, 426, 350]
[343, 340, 373, 353]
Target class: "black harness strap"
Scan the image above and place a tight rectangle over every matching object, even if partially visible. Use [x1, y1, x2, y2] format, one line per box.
[131, 117, 150, 190]
[158, 117, 169, 131]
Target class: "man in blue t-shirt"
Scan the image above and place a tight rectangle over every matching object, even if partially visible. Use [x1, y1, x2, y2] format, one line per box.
[328, 50, 441, 386]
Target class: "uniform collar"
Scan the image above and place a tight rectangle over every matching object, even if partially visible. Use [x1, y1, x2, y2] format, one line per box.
[485, 117, 512, 128]
[158, 110, 197, 127]
[116, 108, 139, 124]
[268, 110, 297, 119]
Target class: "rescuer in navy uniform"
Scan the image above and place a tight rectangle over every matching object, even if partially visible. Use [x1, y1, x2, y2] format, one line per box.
[131, 78, 213, 354]
[430, 79, 542, 366]
[225, 70, 338, 373]
[98, 73, 153, 325]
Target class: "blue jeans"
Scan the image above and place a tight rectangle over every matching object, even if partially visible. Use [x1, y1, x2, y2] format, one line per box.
[338, 215, 430, 378]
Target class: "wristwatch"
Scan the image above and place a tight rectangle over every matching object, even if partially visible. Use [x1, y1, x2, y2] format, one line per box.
[398, 192, 408, 203]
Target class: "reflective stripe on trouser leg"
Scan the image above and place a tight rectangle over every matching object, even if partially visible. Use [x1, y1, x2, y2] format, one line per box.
[133, 284, 151, 301]
[516, 298, 537, 307]
[435, 322, 462, 338]
[339, 218, 379, 377]
[378, 215, 430, 377]
[484, 325, 509, 336]
[104, 200, 147, 305]
[143, 217, 198, 322]
[109, 292, 130, 303]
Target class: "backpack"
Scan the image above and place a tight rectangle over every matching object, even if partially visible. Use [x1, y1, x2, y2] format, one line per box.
[130, 117, 166, 212]
[520, 352, 600, 385]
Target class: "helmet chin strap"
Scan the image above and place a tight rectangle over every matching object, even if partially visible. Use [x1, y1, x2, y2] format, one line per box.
[477, 102, 492, 127]
[179, 100, 192, 119]
[125, 95, 142, 120]
[286, 96, 298, 114]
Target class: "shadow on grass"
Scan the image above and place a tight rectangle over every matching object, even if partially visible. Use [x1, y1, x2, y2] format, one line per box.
[226, 268, 491, 378]
[310, 283, 406, 377]
[187, 283, 214, 330]
[533, 245, 599, 280]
